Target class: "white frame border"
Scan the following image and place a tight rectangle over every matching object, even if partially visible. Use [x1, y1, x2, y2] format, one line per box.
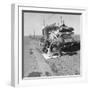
[11, 4, 87, 87]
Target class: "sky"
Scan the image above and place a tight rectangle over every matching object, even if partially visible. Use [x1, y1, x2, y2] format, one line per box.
[24, 12, 81, 36]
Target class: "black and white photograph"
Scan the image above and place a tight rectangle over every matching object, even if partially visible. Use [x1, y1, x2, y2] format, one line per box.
[23, 10, 81, 78]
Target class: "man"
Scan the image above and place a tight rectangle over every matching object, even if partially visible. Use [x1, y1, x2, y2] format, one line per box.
[48, 29, 63, 56]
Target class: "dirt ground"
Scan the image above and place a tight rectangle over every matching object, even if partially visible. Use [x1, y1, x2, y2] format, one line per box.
[24, 36, 80, 77]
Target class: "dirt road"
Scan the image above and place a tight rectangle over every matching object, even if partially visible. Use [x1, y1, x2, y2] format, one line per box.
[24, 37, 80, 77]
[24, 37, 54, 77]
[31, 40, 54, 76]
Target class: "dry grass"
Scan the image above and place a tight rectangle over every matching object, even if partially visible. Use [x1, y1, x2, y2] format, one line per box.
[45, 52, 80, 76]
[24, 35, 80, 77]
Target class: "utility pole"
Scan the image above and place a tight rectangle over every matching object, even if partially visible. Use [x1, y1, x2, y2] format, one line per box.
[43, 17, 45, 27]
[62, 20, 65, 24]
[60, 16, 63, 25]
[33, 30, 35, 38]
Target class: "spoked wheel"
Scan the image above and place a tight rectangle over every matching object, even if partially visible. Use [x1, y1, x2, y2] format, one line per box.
[49, 41, 63, 57]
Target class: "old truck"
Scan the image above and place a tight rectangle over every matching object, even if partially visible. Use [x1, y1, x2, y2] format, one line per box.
[40, 22, 80, 58]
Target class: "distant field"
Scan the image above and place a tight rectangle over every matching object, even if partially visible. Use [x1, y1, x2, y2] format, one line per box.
[23, 35, 80, 77]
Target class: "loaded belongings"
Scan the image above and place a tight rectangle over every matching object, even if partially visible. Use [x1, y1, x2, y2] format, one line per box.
[41, 22, 80, 58]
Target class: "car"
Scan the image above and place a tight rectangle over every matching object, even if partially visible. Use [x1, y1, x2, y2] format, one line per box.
[42, 40, 80, 56]
[61, 41, 80, 55]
